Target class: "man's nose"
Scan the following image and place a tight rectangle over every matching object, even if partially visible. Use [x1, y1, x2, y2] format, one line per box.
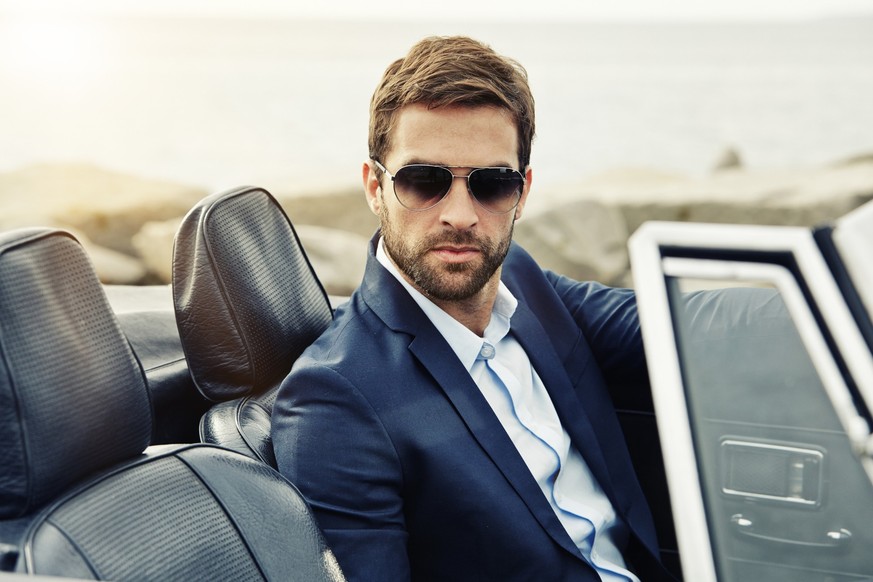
[437, 175, 479, 229]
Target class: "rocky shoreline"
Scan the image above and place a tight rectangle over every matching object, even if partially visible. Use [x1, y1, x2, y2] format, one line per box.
[2, 155, 872, 295]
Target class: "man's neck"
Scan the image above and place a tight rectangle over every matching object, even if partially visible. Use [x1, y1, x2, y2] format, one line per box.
[427, 278, 499, 337]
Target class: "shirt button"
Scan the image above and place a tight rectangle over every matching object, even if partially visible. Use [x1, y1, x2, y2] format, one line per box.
[479, 343, 496, 359]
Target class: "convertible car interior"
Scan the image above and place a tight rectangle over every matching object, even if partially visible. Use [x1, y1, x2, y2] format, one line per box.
[3, 185, 872, 580]
[0, 223, 344, 580]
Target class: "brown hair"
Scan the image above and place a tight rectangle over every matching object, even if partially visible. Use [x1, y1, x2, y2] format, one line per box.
[368, 36, 536, 171]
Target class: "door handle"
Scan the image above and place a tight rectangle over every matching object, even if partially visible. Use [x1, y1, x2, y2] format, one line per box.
[731, 514, 851, 549]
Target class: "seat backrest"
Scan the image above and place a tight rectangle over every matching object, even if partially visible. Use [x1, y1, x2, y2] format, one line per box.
[105, 283, 209, 445]
[172, 186, 333, 465]
[0, 227, 344, 581]
[0, 229, 152, 519]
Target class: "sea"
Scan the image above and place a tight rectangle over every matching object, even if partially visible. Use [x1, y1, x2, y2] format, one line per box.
[1, 16, 872, 193]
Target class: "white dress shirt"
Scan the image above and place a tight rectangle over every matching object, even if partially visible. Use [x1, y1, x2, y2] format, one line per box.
[377, 239, 639, 581]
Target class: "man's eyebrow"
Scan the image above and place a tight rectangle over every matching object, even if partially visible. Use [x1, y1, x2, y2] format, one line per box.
[400, 157, 433, 166]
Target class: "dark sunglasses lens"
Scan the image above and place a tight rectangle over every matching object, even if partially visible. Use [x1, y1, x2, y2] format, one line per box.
[393, 165, 453, 209]
[469, 168, 523, 212]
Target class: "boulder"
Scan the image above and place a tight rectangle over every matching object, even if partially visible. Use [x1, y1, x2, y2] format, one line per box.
[711, 146, 743, 172]
[568, 161, 873, 235]
[294, 225, 368, 297]
[274, 187, 378, 239]
[0, 163, 208, 255]
[132, 216, 367, 297]
[131, 217, 180, 284]
[5, 157, 873, 289]
[79, 236, 149, 284]
[0, 213, 148, 285]
[515, 198, 629, 286]
[521, 160, 873, 283]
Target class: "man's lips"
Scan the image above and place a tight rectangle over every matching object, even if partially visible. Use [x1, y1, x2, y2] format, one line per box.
[430, 245, 480, 263]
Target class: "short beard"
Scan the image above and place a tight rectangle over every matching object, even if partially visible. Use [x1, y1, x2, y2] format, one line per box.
[379, 203, 512, 302]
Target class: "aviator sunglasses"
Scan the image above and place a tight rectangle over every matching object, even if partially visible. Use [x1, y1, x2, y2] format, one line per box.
[373, 160, 525, 214]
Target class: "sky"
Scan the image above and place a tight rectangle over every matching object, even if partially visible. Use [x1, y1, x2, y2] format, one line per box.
[1, 0, 871, 21]
[1, 0, 871, 190]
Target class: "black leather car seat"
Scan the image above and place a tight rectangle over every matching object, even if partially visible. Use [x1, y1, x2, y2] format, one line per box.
[0, 227, 344, 581]
[172, 186, 333, 467]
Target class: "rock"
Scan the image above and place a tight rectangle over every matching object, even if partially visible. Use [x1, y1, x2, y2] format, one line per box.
[575, 162, 873, 235]
[131, 217, 180, 283]
[517, 161, 873, 284]
[0, 163, 208, 255]
[131, 216, 367, 297]
[294, 225, 368, 297]
[4, 158, 873, 290]
[63, 228, 148, 284]
[711, 146, 743, 172]
[274, 187, 378, 239]
[834, 151, 873, 167]
[0, 215, 148, 285]
[80, 237, 150, 284]
[515, 198, 629, 286]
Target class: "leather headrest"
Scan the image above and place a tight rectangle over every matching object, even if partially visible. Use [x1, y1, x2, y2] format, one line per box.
[0, 229, 152, 518]
[172, 187, 332, 402]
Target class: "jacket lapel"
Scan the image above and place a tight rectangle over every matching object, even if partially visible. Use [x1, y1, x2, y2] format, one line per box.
[509, 303, 624, 508]
[407, 326, 584, 560]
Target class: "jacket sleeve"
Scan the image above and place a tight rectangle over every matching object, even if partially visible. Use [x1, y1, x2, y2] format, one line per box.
[544, 271, 649, 390]
[271, 361, 411, 582]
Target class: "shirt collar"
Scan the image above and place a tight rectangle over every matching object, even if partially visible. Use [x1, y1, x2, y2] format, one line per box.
[376, 237, 517, 371]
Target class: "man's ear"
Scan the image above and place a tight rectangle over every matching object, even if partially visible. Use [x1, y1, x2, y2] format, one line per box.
[514, 166, 533, 221]
[363, 161, 383, 216]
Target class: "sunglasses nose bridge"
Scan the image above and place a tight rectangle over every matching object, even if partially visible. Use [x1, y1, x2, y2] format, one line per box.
[435, 169, 472, 202]
[437, 172, 480, 223]
[439, 168, 479, 202]
[440, 175, 467, 205]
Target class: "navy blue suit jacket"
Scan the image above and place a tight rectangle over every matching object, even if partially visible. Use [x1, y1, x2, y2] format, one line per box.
[272, 236, 674, 581]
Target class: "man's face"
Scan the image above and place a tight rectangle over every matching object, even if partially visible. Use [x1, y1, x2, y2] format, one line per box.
[364, 103, 531, 303]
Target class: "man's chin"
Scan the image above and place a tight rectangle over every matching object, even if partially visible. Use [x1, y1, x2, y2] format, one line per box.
[442, 261, 475, 274]
[414, 268, 491, 302]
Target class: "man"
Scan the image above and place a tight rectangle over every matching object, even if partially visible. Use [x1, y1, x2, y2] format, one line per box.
[272, 36, 675, 581]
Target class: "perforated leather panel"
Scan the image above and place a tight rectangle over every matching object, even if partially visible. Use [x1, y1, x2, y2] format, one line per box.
[26, 446, 346, 581]
[0, 230, 152, 518]
[205, 192, 330, 382]
[32, 455, 263, 581]
[173, 187, 332, 401]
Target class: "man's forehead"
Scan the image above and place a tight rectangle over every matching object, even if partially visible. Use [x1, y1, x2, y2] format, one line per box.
[386, 103, 519, 166]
